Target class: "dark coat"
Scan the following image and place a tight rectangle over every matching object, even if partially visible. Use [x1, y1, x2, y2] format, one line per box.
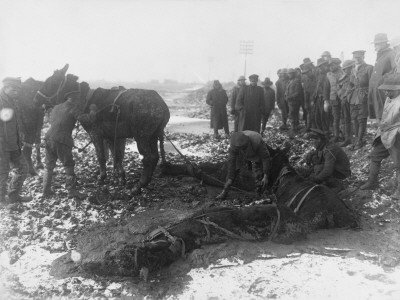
[275, 78, 286, 106]
[263, 86, 276, 116]
[368, 47, 396, 119]
[350, 63, 373, 105]
[206, 88, 229, 129]
[235, 85, 265, 132]
[230, 85, 241, 114]
[285, 78, 302, 103]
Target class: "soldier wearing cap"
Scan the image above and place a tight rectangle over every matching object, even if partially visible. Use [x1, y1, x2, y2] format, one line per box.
[206, 80, 229, 139]
[235, 74, 265, 133]
[285, 68, 303, 137]
[305, 128, 351, 191]
[261, 77, 275, 134]
[216, 130, 271, 200]
[325, 58, 344, 142]
[313, 58, 331, 133]
[321, 51, 332, 62]
[0, 77, 32, 206]
[301, 58, 317, 133]
[368, 33, 396, 120]
[230, 76, 247, 132]
[361, 73, 400, 200]
[349, 50, 373, 150]
[390, 36, 400, 73]
[337, 60, 355, 147]
[276, 68, 289, 130]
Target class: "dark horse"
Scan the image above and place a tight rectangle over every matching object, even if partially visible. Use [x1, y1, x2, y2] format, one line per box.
[267, 146, 356, 229]
[34, 68, 170, 194]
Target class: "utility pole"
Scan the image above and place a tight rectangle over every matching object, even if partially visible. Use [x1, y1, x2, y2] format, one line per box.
[239, 40, 254, 77]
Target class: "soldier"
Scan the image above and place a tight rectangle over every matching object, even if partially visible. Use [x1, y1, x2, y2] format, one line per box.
[276, 68, 289, 130]
[261, 77, 276, 135]
[0, 77, 32, 206]
[337, 60, 355, 147]
[360, 74, 400, 199]
[285, 68, 302, 137]
[321, 51, 332, 62]
[216, 131, 271, 200]
[313, 58, 331, 133]
[230, 76, 246, 132]
[368, 33, 396, 120]
[301, 58, 317, 133]
[325, 58, 344, 142]
[350, 50, 373, 150]
[206, 80, 229, 139]
[306, 128, 351, 191]
[235, 74, 265, 132]
[391, 36, 400, 73]
[42, 90, 86, 199]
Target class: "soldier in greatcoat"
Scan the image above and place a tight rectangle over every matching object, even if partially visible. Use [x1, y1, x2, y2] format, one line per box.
[261, 77, 275, 135]
[230, 76, 246, 132]
[0, 77, 32, 207]
[337, 60, 355, 147]
[368, 33, 396, 120]
[275, 69, 289, 130]
[313, 58, 331, 134]
[42, 88, 87, 199]
[301, 58, 317, 133]
[206, 80, 229, 139]
[285, 68, 302, 137]
[325, 58, 344, 142]
[235, 74, 265, 133]
[350, 50, 373, 150]
[390, 36, 400, 73]
[361, 74, 400, 200]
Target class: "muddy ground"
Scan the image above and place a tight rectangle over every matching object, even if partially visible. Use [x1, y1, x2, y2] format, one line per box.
[1, 88, 400, 299]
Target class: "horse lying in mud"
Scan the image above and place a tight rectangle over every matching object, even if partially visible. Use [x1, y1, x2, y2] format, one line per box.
[34, 69, 170, 194]
[162, 145, 357, 230]
[50, 147, 357, 280]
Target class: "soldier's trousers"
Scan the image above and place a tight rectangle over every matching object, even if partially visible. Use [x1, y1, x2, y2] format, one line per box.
[369, 137, 400, 168]
[278, 100, 289, 124]
[331, 103, 341, 137]
[45, 139, 75, 172]
[287, 100, 300, 126]
[0, 149, 28, 199]
[350, 103, 368, 138]
[340, 100, 351, 137]
[233, 112, 239, 132]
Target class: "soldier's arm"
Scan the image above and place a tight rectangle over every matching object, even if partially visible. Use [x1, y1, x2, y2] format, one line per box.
[313, 149, 336, 183]
[227, 147, 239, 180]
[257, 141, 271, 174]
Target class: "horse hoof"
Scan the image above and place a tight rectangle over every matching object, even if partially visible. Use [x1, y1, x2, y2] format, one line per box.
[131, 186, 142, 195]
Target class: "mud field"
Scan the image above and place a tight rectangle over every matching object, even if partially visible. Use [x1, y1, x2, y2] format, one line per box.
[1, 88, 400, 300]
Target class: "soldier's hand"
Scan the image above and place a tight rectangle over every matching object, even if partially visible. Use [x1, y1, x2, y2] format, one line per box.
[261, 174, 268, 188]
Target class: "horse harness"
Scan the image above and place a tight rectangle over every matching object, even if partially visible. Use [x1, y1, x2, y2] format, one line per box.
[272, 165, 321, 214]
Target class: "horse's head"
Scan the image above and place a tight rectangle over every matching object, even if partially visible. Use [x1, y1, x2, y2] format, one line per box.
[33, 63, 69, 107]
[267, 143, 291, 189]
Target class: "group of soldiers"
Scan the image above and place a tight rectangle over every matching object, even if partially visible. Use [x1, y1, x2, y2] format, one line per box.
[209, 33, 400, 200]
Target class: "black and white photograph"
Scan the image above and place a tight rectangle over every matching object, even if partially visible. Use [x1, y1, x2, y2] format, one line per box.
[1, 0, 400, 299]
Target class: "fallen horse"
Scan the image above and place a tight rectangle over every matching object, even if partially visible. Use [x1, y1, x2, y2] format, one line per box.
[51, 204, 308, 279]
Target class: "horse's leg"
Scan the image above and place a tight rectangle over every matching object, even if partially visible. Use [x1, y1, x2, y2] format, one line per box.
[158, 128, 166, 165]
[91, 134, 107, 184]
[35, 143, 44, 169]
[132, 136, 159, 195]
[22, 144, 37, 176]
[108, 137, 126, 185]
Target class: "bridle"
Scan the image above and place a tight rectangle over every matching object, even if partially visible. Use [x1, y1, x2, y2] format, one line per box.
[35, 74, 66, 106]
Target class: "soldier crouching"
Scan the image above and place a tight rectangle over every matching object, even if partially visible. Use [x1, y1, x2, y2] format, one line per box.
[42, 96, 85, 199]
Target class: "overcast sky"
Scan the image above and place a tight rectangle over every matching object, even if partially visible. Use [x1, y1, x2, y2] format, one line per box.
[1, 0, 399, 83]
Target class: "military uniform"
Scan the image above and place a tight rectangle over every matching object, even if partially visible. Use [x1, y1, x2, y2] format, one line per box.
[337, 68, 354, 146]
[261, 79, 275, 133]
[230, 85, 241, 132]
[301, 68, 317, 132]
[325, 66, 344, 141]
[42, 98, 84, 198]
[285, 70, 302, 135]
[313, 65, 331, 133]
[350, 62, 373, 148]
[0, 84, 29, 203]
[276, 73, 289, 129]
[206, 82, 229, 137]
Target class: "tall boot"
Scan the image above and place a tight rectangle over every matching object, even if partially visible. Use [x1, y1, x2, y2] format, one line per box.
[42, 169, 54, 198]
[392, 170, 400, 200]
[22, 145, 37, 176]
[339, 122, 352, 147]
[350, 120, 359, 148]
[65, 167, 86, 199]
[354, 120, 366, 150]
[360, 161, 381, 190]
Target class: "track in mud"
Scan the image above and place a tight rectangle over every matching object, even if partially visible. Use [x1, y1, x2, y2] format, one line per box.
[1, 90, 400, 299]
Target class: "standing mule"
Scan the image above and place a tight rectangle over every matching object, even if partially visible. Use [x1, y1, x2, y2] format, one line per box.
[34, 70, 170, 195]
